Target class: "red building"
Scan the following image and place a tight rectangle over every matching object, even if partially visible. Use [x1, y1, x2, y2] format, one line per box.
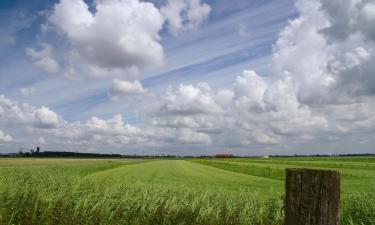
[214, 154, 234, 158]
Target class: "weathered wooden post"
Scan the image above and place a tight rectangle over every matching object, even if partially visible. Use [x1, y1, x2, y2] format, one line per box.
[284, 168, 340, 225]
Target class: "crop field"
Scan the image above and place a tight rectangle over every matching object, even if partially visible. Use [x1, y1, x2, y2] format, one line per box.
[0, 157, 374, 225]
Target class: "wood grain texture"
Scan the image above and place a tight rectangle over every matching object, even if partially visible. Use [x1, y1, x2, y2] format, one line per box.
[284, 168, 340, 225]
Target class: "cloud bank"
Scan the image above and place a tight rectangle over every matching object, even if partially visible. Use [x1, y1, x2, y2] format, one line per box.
[5, 0, 375, 154]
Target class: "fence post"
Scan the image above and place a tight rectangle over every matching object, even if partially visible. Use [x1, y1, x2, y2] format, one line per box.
[284, 168, 340, 225]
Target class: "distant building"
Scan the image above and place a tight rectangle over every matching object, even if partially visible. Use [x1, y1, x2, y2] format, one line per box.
[262, 155, 269, 159]
[215, 154, 234, 158]
[36, 146, 40, 153]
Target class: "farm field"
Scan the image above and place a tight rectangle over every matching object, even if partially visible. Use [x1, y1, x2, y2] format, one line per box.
[191, 157, 375, 193]
[0, 157, 374, 225]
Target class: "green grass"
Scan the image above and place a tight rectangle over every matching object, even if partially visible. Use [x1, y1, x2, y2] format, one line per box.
[0, 157, 374, 225]
[191, 158, 375, 193]
[89, 160, 282, 192]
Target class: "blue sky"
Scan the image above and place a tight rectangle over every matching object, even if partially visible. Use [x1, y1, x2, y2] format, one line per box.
[1, 0, 295, 121]
[1, 0, 375, 155]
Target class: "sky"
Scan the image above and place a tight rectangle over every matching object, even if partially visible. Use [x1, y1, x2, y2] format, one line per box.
[1, 0, 375, 156]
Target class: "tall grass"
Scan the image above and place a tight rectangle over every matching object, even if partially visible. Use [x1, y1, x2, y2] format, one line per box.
[191, 160, 286, 180]
[222, 158, 375, 171]
[0, 159, 374, 225]
[191, 159, 375, 181]
[341, 192, 375, 225]
[0, 161, 284, 225]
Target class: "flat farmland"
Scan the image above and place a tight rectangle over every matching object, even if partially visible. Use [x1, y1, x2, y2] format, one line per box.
[0, 157, 374, 225]
[191, 157, 375, 193]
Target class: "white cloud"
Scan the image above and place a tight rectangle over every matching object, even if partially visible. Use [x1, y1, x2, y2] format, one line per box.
[0, 95, 62, 129]
[321, 0, 375, 42]
[251, 129, 281, 145]
[271, 0, 375, 104]
[158, 83, 222, 115]
[33, 58, 60, 74]
[234, 70, 268, 110]
[33, 107, 62, 129]
[47, 0, 165, 78]
[0, 95, 147, 147]
[161, 0, 211, 35]
[147, 69, 327, 146]
[151, 116, 200, 128]
[35, 137, 46, 145]
[26, 43, 60, 74]
[108, 79, 148, 100]
[341, 47, 370, 70]
[0, 130, 12, 143]
[4, 0, 375, 154]
[176, 128, 212, 144]
[0, 94, 214, 149]
[45, 114, 145, 146]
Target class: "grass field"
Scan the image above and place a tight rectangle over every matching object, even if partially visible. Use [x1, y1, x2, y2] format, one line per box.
[0, 157, 374, 225]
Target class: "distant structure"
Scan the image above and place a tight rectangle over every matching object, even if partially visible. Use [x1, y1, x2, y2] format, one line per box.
[36, 146, 40, 153]
[215, 154, 234, 158]
[262, 155, 269, 159]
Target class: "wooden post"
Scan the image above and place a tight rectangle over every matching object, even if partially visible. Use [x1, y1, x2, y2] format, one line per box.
[284, 168, 340, 225]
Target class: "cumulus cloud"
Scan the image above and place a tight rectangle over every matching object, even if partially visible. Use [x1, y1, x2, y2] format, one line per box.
[158, 83, 222, 116]
[176, 128, 212, 144]
[0, 94, 145, 147]
[272, 0, 375, 103]
[26, 43, 60, 74]
[108, 79, 148, 100]
[0, 130, 12, 143]
[33, 107, 62, 129]
[27, 0, 212, 79]
[46, 0, 165, 78]
[233, 70, 268, 111]
[149, 0, 375, 149]
[321, 0, 375, 42]
[5, 0, 375, 154]
[0, 95, 62, 129]
[0, 94, 215, 149]
[161, 0, 211, 35]
[233, 0, 375, 145]
[149, 70, 327, 146]
[44, 114, 145, 146]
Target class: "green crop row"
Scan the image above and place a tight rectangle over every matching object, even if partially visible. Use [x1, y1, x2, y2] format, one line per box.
[191, 159, 286, 180]
[220, 158, 375, 171]
[0, 161, 284, 225]
[0, 159, 374, 225]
